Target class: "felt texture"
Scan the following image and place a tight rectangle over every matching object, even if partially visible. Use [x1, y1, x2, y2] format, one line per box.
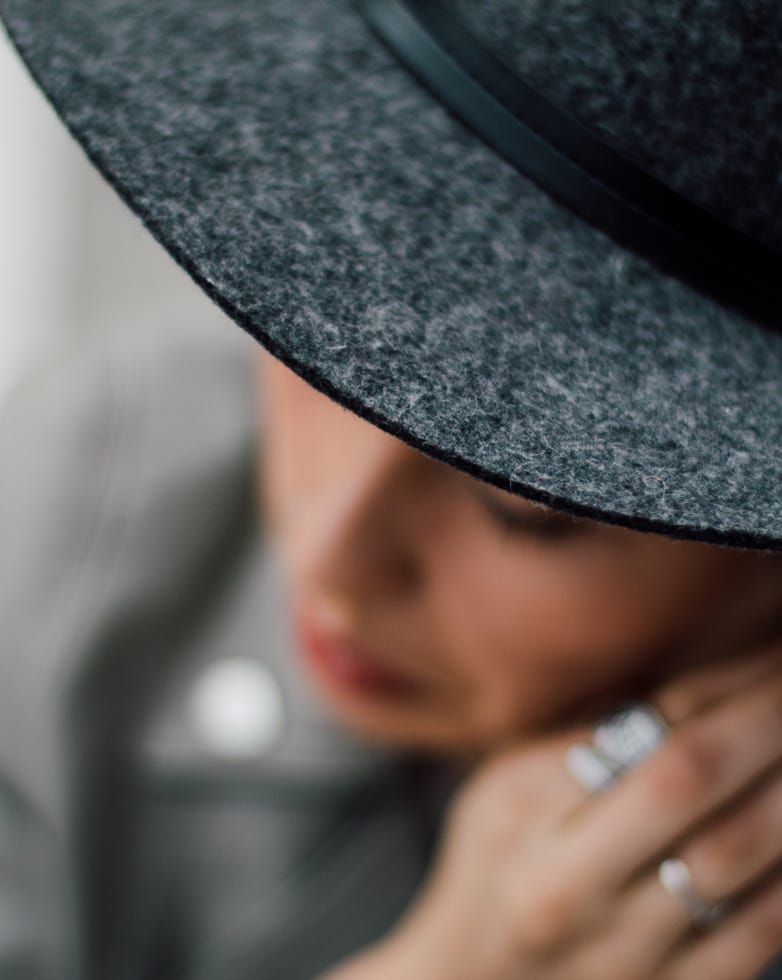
[1, 0, 780, 550]
[451, 0, 782, 248]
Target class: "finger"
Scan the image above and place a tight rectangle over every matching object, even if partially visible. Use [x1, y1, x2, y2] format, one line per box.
[562, 658, 781, 809]
[569, 871, 699, 978]
[655, 641, 782, 727]
[579, 763, 782, 973]
[658, 866, 782, 980]
[674, 761, 782, 910]
[539, 729, 609, 813]
[559, 672, 782, 895]
[460, 723, 599, 828]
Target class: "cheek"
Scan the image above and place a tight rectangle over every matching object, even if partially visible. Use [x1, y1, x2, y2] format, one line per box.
[256, 355, 343, 530]
[429, 537, 738, 739]
[426, 539, 594, 736]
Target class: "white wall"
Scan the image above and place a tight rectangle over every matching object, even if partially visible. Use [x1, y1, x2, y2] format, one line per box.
[0, 29, 233, 413]
[0, 30, 83, 406]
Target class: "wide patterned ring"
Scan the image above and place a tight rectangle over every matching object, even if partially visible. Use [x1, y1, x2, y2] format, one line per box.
[565, 702, 671, 795]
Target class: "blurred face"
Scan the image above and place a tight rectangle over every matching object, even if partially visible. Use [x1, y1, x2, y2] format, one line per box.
[256, 350, 782, 763]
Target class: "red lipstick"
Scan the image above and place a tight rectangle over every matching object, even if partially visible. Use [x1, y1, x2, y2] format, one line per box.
[293, 609, 418, 699]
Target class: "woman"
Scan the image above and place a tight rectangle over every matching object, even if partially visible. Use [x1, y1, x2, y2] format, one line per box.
[259, 349, 782, 979]
[0, 0, 780, 977]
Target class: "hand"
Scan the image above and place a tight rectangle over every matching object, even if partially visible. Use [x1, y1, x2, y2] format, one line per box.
[371, 641, 782, 980]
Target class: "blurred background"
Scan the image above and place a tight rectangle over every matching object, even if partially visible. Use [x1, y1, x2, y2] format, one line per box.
[0, 29, 232, 414]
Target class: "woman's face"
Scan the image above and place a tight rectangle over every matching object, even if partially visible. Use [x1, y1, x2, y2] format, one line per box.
[256, 350, 782, 762]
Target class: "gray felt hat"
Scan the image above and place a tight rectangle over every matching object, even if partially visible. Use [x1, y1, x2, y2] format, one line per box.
[1, 0, 781, 551]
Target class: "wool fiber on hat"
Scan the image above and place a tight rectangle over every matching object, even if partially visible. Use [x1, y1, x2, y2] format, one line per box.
[1, 0, 780, 549]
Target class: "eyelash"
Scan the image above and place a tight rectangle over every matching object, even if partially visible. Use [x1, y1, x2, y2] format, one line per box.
[478, 492, 587, 543]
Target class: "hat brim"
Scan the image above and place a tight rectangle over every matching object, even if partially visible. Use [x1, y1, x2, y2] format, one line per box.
[2, 0, 781, 550]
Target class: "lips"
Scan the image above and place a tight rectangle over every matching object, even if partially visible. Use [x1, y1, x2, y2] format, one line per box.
[292, 606, 419, 697]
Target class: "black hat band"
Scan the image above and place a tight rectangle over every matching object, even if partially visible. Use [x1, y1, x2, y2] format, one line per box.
[359, 0, 782, 332]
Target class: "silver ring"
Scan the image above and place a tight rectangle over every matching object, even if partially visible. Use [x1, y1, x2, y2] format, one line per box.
[658, 858, 730, 929]
[566, 702, 671, 795]
[565, 743, 617, 795]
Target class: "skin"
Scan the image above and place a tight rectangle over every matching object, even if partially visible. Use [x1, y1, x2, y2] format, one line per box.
[256, 349, 782, 762]
[255, 349, 782, 979]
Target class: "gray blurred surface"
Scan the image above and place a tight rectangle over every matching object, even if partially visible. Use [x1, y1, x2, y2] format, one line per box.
[0, 29, 234, 412]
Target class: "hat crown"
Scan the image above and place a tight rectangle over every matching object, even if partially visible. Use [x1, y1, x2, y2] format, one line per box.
[452, 0, 782, 250]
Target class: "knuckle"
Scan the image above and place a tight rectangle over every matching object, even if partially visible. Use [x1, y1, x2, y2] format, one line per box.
[619, 968, 649, 980]
[573, 965, 607, 980]
[452, 756, 510, 816]
[480, 797, 525, 855]
[513, 878, 579, 956]
[656, 684, 702, 727]
[656, 967, 684, 980]
[703, 808, 764, 880]
[469, 750, 528, 805]
[753, 890, 782, 947]
[575, 949, 646, 980]
[449, 768, 528, 856]
[650, 730, 725, 805]
[454, 748, 554, 834]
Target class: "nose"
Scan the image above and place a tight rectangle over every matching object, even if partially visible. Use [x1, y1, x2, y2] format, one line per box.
[290, 415, 429, 612]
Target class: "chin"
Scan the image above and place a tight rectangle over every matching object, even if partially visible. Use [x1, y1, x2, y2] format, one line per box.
[311, 688, 496, 763]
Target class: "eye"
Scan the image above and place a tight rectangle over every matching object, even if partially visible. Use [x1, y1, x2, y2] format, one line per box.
[474, 488, 590, 543]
